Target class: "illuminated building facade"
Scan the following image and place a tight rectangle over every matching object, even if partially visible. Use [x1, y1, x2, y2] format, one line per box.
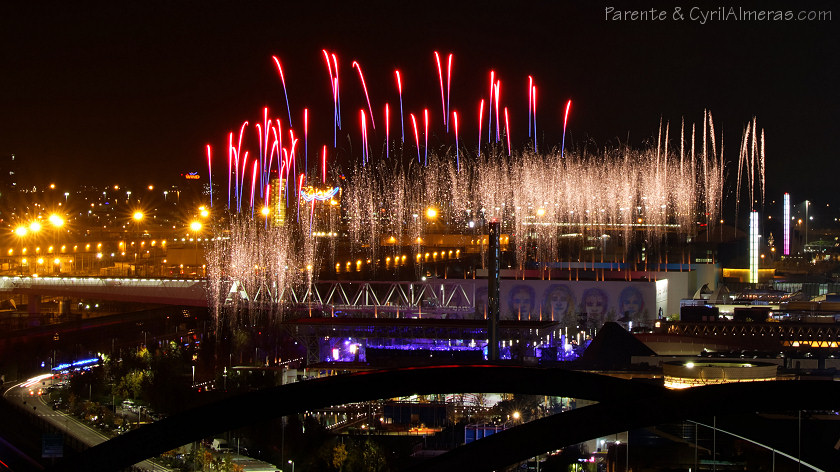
[268, 177, 287, 226]
[783, 192, 790, 256]
[749, 211, 759, 284]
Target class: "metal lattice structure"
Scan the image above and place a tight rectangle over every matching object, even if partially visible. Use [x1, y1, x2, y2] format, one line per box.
[666, 322, 840, 349]
[225, 279, 481, 318]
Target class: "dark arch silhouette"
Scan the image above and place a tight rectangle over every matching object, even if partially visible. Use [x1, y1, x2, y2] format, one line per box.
[45, 365, 840, 472]
[408, 380, 840, 471]
[46, 365, 660, 471]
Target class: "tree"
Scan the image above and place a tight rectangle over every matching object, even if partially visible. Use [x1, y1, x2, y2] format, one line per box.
[219, 451, 245, 472]
[112, 369, 148, 399]
[361, 440, 387, 472]
[200, 450, 213, 471]
[332, 443, 348, 471]
[232, 329, 251, 364]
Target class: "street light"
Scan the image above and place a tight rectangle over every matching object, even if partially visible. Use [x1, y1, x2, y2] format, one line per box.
[190, 221, 202, 275]
[132, 212, 144, 275]
[261, 206, 270, 228]
[287, 459, 294, 472]
[48, 214, 64, 229]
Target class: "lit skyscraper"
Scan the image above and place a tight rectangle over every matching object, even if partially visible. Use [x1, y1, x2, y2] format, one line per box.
[783, 193, 790, 256]
[750, 211, 759, 284]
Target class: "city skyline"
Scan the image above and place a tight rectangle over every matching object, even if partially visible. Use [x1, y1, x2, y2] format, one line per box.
[1, 1, 836, 208]
[1, 4, 838, 469]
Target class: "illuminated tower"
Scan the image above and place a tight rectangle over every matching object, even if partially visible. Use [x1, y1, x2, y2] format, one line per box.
[749, 211, 759, 284]
[268, 177, 287, 226]
[783, 193, 790, 256]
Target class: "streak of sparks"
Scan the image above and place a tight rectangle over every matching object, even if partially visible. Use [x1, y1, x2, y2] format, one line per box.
[561, 99, 572, 158]
[352, 61, 375, 129]
[410, 113, 420, 164]
[395, 70, 404, 142]
[271, 56, 293, 128]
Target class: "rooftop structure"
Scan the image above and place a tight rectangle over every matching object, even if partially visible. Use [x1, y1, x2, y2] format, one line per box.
[662, 360, 778, 389]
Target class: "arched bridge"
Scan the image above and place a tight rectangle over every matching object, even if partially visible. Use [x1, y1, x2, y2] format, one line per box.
[46, 365, 840, 472]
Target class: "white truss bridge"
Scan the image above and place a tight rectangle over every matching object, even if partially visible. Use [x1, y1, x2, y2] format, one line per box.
[0, 276, 484, 316]
[224, 279, 481, 316]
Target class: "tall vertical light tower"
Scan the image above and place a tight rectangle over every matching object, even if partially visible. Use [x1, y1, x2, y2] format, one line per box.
[269, 177, 287, 226]
[783, 193, 790, 256]
[487, 221, 501, 361]
[749, 211, 759, 284]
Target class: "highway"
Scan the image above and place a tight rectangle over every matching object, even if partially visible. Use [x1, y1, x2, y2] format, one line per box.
[3, 376, 171, 471]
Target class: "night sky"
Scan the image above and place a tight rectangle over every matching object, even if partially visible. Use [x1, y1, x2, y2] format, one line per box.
[1, 0, 836, 209]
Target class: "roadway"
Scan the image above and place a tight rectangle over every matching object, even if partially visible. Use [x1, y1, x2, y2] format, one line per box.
[0, 276, 207, 307]
[2, 376, 171, 472]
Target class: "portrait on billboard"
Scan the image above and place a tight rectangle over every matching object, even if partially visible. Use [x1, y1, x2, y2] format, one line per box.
[506, 284, 536, 320]
[618, 286, 646, 323]
[579, 287, 612, 328]
[542, 284, 576, 326]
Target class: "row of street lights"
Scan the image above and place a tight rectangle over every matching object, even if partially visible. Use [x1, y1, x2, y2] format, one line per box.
[9, 204, 212, 276]
[14, 214, 64, 238]
[14, 215, 64, 274]
[128, 210, 204, 275]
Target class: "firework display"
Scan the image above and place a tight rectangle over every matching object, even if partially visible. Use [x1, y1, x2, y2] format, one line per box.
[203, 51, 765, 329]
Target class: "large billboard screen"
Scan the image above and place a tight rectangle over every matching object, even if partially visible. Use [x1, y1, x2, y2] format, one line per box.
[469, 280, 657, 329]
